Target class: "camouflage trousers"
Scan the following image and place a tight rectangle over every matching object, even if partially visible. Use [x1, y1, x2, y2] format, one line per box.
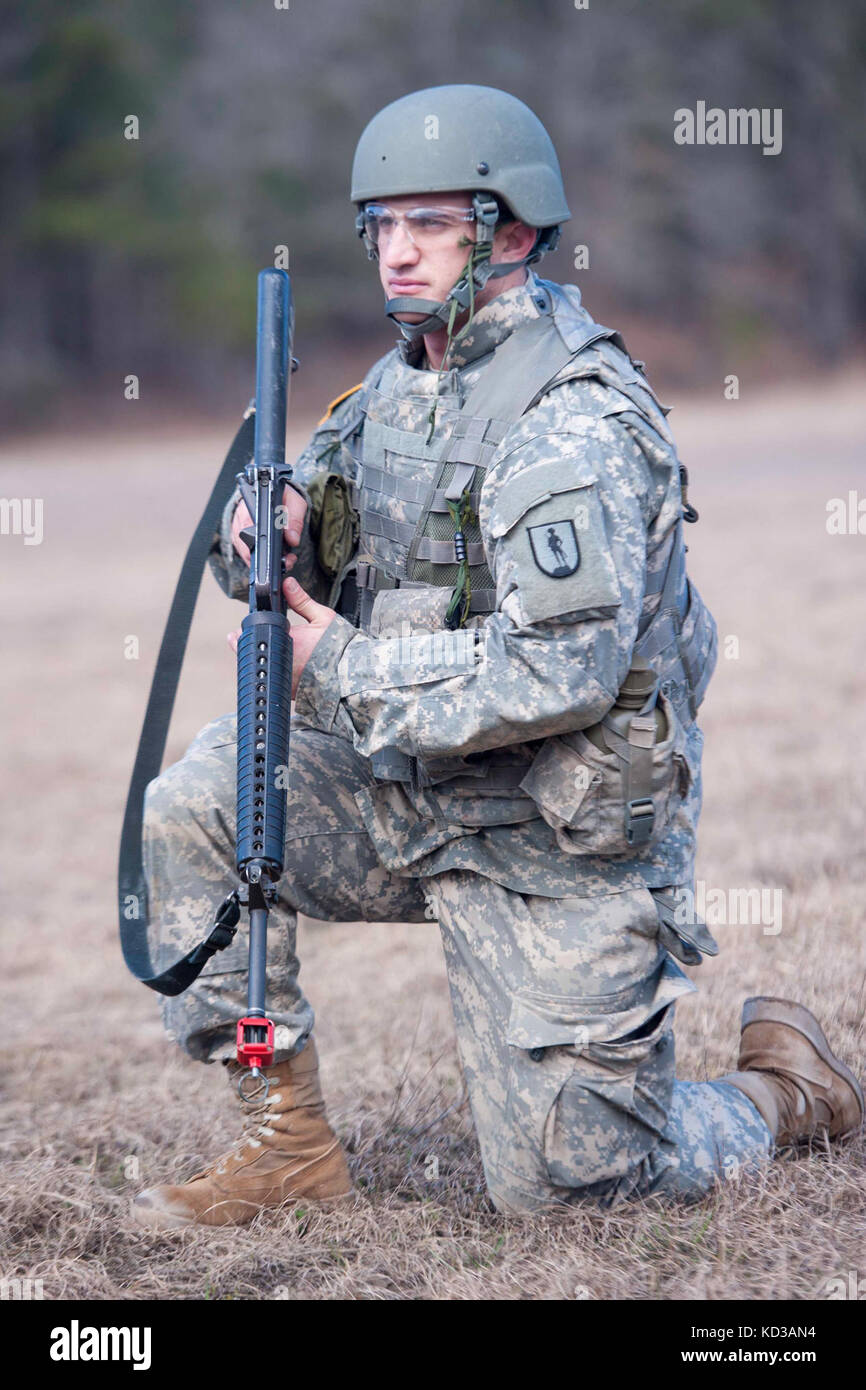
[144, 712, 773, 1212]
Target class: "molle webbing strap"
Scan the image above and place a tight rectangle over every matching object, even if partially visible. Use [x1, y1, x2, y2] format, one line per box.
[415, 536, 487, 565]
[360, 463, 481, 514]
[435, 486, 481, 513]
[443, 461, 477, 500]
[365, 418, 447, 463]
[360, 464, 428, 502]
[354, 561, 496, 615]
[623, 715, 657, 847]
[440, 416, 508, 474]
[359, 513, 486, 565]
[597, 702, 659, 848]
[361, 508, 417, 549]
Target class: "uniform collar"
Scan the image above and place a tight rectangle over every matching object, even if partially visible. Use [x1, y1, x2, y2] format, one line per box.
[399, 268, 549, 372]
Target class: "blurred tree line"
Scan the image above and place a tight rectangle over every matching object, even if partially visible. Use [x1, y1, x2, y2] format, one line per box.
[1, 0, 864, 421]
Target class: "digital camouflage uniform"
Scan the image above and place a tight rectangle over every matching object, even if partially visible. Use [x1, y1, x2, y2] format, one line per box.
[144, 269, 772, 1211]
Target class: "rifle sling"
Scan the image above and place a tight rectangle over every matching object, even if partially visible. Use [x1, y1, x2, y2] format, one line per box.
[117, 410, 254, 996]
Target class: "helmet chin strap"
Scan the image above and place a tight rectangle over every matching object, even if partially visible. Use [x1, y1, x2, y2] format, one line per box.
[385, 257, 521, 340]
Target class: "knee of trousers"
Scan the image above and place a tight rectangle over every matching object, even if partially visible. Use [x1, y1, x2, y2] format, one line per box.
[143, 737, 233, 833]
[484, 977, 683, 1213]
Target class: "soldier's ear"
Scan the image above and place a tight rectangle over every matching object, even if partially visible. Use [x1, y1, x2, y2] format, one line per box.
[495, 219, 538, 264]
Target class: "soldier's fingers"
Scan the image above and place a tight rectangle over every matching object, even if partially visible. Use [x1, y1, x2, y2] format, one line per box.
[281, 484, 308, 548]
[282, 576, 334, 625]
[231, 498, 254, 562]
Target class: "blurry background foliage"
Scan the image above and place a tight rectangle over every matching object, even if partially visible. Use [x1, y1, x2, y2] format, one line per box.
[1, 0, 864, 422]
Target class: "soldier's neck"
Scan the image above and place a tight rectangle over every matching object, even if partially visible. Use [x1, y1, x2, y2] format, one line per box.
[422, 266, 528, 370]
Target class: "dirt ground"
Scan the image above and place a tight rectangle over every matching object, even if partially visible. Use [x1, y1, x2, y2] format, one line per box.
[0, 369, 863, 1301]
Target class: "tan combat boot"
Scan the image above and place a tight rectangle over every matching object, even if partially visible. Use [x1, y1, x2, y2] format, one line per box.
[131, 1037, 353, 1228]
[721, 997, 864, 1145]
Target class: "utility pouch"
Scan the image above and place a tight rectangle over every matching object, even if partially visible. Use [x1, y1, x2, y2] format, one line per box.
[307, 470, 359, 580]
[519, 668, 694, 858]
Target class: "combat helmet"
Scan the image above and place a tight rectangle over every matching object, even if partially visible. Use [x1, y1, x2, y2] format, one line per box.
[351, 85, 571, 337]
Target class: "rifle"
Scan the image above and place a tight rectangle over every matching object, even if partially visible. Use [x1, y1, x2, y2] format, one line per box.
[231, 268, 294, 1096]
[118, 268, 296, 1102]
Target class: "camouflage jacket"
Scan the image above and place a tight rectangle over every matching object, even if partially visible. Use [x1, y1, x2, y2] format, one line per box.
[209, 271, 716, 898]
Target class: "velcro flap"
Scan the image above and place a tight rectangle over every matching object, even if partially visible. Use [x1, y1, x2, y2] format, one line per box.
[487, 458, 598, 540]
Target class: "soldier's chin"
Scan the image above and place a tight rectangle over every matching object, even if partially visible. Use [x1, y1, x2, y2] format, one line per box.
[391, 309, 428, 325]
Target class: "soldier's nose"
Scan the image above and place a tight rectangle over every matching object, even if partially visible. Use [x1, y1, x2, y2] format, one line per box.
[384, 225, 419, 265]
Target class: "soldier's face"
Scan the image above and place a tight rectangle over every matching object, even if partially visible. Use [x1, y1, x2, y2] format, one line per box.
[373, 193, 476, 318]
[372, 192, 527, 325]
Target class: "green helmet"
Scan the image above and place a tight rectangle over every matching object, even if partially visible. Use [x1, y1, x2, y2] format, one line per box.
[351, 85, 571, 337]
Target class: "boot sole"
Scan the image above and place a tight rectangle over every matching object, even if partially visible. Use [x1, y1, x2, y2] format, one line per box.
[742, 996, 865, 1139]
[130, 1201, 197, 1231]
[130, 1187, 355, 1231]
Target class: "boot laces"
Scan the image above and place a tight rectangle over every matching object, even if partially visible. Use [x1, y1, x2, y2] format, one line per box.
[212, 1088, 281, 1166]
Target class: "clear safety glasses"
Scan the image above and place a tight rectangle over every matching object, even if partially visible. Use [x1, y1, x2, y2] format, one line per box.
[362, 203, 477, 249]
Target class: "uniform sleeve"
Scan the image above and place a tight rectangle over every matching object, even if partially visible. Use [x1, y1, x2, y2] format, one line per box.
[207, 385, 366, 604]
[294, 412, 658, 761]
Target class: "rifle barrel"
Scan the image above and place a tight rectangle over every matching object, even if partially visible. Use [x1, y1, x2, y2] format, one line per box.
[253, 269, 291, 469]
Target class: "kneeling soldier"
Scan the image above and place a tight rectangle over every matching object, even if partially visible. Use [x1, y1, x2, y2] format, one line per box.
[134, 86, 862, 1226]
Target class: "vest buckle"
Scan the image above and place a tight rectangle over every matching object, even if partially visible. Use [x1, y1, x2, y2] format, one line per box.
[624, 797, 655, 847]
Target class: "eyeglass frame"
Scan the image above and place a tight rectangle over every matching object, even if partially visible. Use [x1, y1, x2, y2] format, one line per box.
[355, 202, 479, 250]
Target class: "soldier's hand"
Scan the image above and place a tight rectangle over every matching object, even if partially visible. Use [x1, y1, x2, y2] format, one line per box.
[226, 577, 336, 699]
[282, 578, 337, 697]
[230, 485, 307, 565]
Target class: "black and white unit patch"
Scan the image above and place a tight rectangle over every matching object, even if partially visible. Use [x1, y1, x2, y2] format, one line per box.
[527, 520, 580, 578]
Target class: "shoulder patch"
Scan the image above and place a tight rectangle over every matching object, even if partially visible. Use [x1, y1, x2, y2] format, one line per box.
[317, 382, 364, 428]
[528, 520, 580, 577]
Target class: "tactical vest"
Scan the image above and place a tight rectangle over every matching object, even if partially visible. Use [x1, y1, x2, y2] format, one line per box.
[344, 279, 717, 783]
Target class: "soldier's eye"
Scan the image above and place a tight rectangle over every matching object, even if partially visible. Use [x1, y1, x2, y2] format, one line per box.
[409, 213, 451, 233]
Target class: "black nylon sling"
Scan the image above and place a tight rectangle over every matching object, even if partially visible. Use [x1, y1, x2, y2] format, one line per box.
[117, 408, 254, 995]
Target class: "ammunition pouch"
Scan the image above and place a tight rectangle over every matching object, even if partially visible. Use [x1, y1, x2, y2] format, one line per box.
[307, 470, 360, 581]
[518, 688, 696, 859]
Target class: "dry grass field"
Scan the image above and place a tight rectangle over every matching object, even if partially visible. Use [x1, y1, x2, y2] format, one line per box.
[0, 371, 864, 1301]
